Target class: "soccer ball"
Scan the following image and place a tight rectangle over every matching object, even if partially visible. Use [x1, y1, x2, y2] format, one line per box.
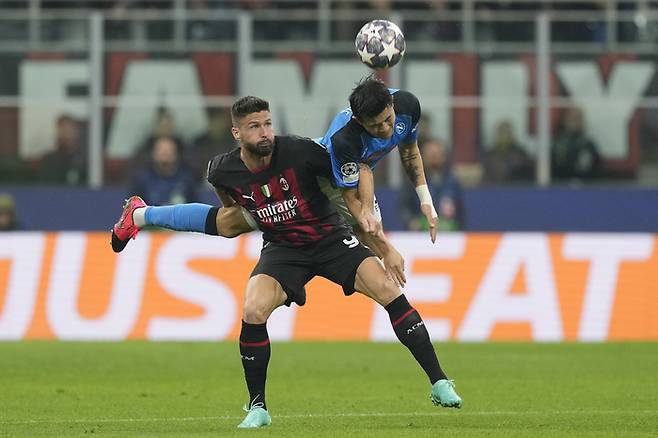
[355, 19, 406, 70]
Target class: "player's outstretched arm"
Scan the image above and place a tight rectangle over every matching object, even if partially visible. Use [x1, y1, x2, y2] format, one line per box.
[353, 225, 406, 287]
[399, 141, 439, 243]
[213, 188, 258, 238]
[340, 180, 406, 287]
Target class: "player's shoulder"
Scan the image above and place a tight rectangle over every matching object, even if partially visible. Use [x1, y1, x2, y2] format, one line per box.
[276, 134, 317, 148]
[392, 89, 421, 114]
[276, 135, 329, 155]
[329, 120, 363, 150]
[207, 147, 241, 183]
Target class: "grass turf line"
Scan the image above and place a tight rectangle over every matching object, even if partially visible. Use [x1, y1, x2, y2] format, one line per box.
[0, 342, 656, 437]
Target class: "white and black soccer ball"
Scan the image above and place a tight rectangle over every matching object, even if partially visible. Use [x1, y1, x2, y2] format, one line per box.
[355, 19, 406, 70]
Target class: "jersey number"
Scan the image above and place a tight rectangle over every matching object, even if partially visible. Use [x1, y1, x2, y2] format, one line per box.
[342, 236, 359, 249]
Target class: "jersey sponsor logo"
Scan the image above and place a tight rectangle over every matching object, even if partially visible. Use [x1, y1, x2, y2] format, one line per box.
[242, 192, 255, 201]
[342, 235, 359, 248]
[255, 196, 298, 223]
[340, 162, 359, 184]
[395, 121, 406, 135]
[279, 177, 289, 191]
[260, 184, 271, 198]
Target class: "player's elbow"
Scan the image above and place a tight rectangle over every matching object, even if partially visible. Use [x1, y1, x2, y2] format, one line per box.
[217, 210, 241, 238]
[216, 206, 252, 238]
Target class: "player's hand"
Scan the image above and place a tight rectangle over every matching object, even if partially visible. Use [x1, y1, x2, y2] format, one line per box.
[421, 203, 439, 244]
[383, 243, 406, 288]
[359, 209, 382, 236]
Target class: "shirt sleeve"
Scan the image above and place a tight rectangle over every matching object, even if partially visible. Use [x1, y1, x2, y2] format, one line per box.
[329, 133, 363, 189]
[394, 90, 422, 145]
[206, 154, 225, 188]
[305, 139, 334, 179]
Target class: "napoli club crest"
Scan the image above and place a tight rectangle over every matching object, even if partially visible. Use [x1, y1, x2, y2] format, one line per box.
[395, 121, 406, 135]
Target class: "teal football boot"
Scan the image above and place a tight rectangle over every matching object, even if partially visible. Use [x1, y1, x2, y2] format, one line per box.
[237, 403, 271, 428]
[431, 379, 462, 408]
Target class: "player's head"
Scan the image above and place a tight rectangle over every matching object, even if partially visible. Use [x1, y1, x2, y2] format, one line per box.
[231, 96, 274, 157]
[349, 76, 395, 139]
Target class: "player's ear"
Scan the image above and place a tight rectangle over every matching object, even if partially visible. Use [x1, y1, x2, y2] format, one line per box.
[231, 126, 240, 141]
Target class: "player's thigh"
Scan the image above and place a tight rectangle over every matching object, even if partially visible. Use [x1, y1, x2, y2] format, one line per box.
[243, 274, 288, 324]
[216, 205, 256, 237]
[314, 230, 374, 296]
[251, 243, 313, 307]
[353, 257, 401, 307]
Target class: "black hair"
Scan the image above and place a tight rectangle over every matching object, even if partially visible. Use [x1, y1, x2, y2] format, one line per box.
[231, 96, 270, 124]
[349, 75, 393, 121]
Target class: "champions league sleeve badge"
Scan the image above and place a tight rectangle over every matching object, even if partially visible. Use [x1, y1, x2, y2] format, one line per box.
[340, 162, 359, 184]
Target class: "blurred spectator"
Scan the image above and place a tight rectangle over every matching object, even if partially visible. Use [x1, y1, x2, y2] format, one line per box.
[475, 1, 543, 42]
[400, 139, 464, 232]
[551, 1, 606, 43]
[416, 114, 433, 146]
[0, 193, 19, 231]
[105, 0, 134, 40]
[552, 106, 602, 180]
[332, 1, 359, 41]
[141, 106, 185, 151]
[187, 0, 236, 41]
[136, 106, 186, 168]
[131, 136, 200, 206]
[404, 1, 462, 42]
[37, 114, 87, 186]
[190, 107, 236, 179]
[482, 120, 534, 184]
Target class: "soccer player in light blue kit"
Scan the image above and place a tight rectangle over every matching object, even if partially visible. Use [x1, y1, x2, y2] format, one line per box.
[315, 76, 439, 245]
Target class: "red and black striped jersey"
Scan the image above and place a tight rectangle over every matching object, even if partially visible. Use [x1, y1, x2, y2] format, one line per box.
[207, 135, 350, 247]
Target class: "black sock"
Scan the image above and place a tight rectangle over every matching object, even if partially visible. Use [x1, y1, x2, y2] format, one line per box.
[239, 320, 270, 410]
[204, 207, 219, 236]
[385, 294, 447, 384]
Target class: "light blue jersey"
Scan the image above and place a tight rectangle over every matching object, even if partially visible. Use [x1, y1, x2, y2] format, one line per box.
[315, 89, 421, 188]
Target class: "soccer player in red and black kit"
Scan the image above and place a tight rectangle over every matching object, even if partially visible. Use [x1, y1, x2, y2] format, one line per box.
[112, 96, 462, 428]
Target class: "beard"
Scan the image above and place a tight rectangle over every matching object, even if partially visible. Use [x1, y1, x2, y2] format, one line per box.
[244, 138, 274, 157]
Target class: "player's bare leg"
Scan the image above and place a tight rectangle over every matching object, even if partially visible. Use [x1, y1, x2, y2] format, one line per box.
[237, 275, 287, 428]
[354, 257, 462, 408]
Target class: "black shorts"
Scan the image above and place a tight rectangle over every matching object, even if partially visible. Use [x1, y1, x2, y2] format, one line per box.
[250, 230, 375, 306]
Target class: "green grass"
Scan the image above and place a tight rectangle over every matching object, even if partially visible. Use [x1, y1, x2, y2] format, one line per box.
[0, 342, 657, 437]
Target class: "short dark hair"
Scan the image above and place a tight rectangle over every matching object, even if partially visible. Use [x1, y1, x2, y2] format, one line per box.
[349, 76, 393, 121]
[231, 96, 270, 124]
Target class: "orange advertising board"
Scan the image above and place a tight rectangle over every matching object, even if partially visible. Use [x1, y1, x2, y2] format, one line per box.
[1, 232, 656, 341]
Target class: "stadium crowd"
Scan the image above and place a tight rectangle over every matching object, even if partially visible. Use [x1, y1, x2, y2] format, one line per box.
[0, 0, 656, 232]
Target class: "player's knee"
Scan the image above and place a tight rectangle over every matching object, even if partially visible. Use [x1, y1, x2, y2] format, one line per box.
[361, 274, 400, 306]
[376, 280, 401, 306]
[242, 301, 270, 324]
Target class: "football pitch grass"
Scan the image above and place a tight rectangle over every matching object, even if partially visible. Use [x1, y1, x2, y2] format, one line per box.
[0, 342, 656, 437]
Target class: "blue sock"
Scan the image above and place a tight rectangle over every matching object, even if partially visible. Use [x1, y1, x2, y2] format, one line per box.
[144, 203, 212, 233]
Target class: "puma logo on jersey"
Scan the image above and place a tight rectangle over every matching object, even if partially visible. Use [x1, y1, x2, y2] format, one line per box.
[242, 192, 255, 201]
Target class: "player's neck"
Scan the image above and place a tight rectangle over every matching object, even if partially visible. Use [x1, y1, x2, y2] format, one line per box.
[240, 148, 272, 172]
